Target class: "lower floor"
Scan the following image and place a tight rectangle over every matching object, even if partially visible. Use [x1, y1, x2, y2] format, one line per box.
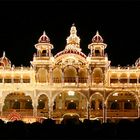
[0, 89, 140, 123]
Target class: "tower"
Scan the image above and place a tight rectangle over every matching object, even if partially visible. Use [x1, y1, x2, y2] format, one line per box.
[88, 31, 107, 57]
[31, 31, 54, 83]
[87, 31, 110, 84]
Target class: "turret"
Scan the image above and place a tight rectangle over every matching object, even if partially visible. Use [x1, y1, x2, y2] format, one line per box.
[88, 31, 107, 57]
[35, 31, 53, 57]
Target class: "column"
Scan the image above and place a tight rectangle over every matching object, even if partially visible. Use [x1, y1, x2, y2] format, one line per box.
[76, 68, 79, 86]
[61, 68, 64, 85]
[32, 98, 38, 117]
[103, 102, 107, 123]
[48, 101, 53, 119]
[0, 102, 3, 116]
[86, 100, 90, 120]
[49, 67, 53, 85]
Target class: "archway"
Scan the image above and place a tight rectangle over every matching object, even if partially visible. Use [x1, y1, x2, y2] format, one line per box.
[92, 68, 103, 84]
[37, 94, 49, 117]
[78, 68, 88, 83]
[90, 92, 104, 118]
[64, 66, 77, 83]
[106, 92, 139, 118]
[53, 91, 88, 118]
[53, 67, 62, 83]
[3, 92, 33, 117]
[36, 68, 49, 83]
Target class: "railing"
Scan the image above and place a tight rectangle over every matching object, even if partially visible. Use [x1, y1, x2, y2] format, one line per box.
[107, 109, 138, 117]
[64, 77, 76, 83]
[1, 109, 139, 119]
[2, 109, 33, 117]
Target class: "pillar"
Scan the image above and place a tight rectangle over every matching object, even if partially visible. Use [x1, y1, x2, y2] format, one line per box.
[62, 69, 64, 85]
[103, 103, 107, 123]
[48, 101, 53, 119]
[0, 102, 3, 116]
[49, 67, 53, 85]
[32, 98, 38, 117]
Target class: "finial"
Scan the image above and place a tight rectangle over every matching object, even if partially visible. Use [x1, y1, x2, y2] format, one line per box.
[70, 24, 77, 35]
[43, 31, 46, 36]
[2, 51, 5, 58]
[96, 30, 99, 36]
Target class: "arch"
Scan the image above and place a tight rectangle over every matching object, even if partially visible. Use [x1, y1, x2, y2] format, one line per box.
[130, 73, 137, 83]
[3, 92, 33, 111]
[13, 74, 21, 83]
[120, 73, 128, 83]
[52, 67, 62, 83]
[89, 92, 104, 102]
[36, 68, 49, 83]
[3, 74, 12, 83]
[90, 92, 104, 110]
[37, 92, 49, 101]
[92, 68, 103, 83]
[105, 91, 139, 105]
[110, 73, 118, 83]
[64, 66, 77, 83]
[37, 94, 49, 109]
[78, 68, 88, 83]
[52, 91, 88, 103]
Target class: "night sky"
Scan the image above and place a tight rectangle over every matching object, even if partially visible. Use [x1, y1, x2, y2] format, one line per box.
[0, 0, 140, 67]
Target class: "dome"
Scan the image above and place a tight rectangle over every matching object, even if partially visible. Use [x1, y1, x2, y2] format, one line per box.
[38, 31, 50, 43]
[66, 24, 80, 45]
[0, 52, 11, 67]
[135, 57, 140, 67]
[54, 49, 86, 59]
[92, 31, 103, 43]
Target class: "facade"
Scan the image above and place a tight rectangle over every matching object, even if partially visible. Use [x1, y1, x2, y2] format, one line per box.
[0, 24, 140, 123]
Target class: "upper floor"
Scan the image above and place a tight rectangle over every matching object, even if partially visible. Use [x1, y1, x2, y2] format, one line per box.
[0, 24, 140, 88]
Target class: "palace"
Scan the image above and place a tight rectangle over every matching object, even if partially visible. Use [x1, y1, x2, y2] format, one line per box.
[0, 24, 140, 123]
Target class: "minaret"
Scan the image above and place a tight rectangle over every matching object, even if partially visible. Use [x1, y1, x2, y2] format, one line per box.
[88, 31, 107, 57]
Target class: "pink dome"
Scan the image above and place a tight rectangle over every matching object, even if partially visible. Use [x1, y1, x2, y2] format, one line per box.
[92, 31, 103, 43]
[38, 31, 50, 43]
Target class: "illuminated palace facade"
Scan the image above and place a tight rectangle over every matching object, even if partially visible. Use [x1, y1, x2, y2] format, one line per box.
[0, 24, 140, 122]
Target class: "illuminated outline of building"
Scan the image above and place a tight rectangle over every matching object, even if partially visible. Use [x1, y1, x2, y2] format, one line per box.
[0, 24, 140, 123]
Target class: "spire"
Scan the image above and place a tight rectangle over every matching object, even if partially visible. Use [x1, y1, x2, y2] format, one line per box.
[66, 24, 80, 45]
[38, 30, 50, 43]
[96, 30, 99, 36]
[92, 30, 103, 43]
[43, 31, 46, 36]
[70, 23, 77, 35]
[2, 51, 5, 58]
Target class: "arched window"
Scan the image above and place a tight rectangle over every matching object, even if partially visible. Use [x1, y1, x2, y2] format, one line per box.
[13, 101, 20, 109]
[67, 102, 76, 109]
[124, 102, 132, 109]
[110, 102, 119, 109]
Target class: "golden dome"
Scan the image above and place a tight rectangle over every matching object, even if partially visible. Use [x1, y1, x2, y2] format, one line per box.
[66, 24, 80, 45]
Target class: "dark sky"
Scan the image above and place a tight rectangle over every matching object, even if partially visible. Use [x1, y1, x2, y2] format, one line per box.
[0, 0, 140, 67]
